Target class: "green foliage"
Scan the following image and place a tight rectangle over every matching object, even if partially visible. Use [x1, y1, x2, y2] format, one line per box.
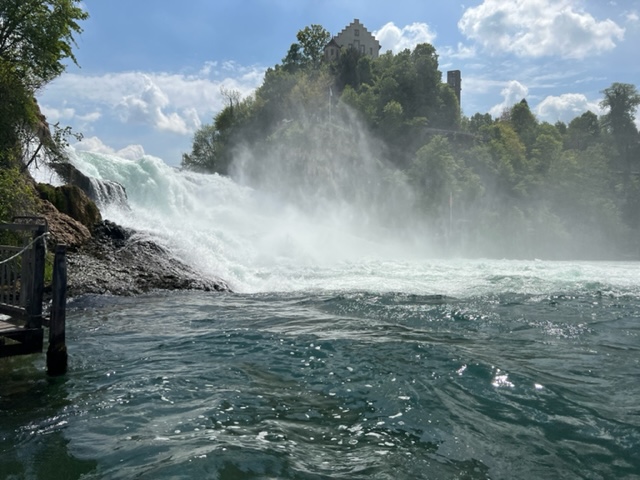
[0, 0, 88, 232]
[298, 25, 331, 65]
[600, 83, 640, 137]
[0, 167, 38, 223]
[565, 111, 600, 150]
[466, 113, 493, 134]
[410, 136, 457, 214]
[183, 22, 640, 258]
[0, 0, 88, 89]
[600, 83, 640, 173]
[293, 24, 331, 70]
[0, 0, 87, 162]
[332, 47, 366, 91]
[531, 122, 562, 175]
[436, 83, 460, 130]
[0, 59, 40, 163]
[36, 183, 101, 228]
[509, 99, 538, 153]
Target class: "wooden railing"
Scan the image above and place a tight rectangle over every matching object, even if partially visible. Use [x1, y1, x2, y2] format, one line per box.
[0, 217, 67, 375]
[0, 217, 47, 327]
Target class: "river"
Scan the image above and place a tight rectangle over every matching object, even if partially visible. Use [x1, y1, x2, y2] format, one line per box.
[1, 151, 639, 479]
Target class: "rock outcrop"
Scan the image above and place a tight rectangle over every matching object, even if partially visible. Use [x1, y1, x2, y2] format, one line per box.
[39, 199, 92, 249]
[48, 161, 128, 207]
[34, 166, 229, 297]
[36, 183, 102, 229]
[66, 221, 230, 297]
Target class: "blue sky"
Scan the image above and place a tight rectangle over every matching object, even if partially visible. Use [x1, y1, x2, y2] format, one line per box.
[37, 0, 640, 166]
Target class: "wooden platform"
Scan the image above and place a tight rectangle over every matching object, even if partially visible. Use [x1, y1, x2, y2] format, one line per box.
[0, 315, 43, 358]
[0, 318, 21, 334]
[0, 219, 67, 374]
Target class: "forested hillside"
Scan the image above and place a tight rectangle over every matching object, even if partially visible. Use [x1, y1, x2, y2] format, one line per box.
[0, 0, 87, 222]
[183, 24, 640, 260]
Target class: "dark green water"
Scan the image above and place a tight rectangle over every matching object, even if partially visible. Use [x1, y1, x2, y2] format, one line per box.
[1, 284, 640, 479]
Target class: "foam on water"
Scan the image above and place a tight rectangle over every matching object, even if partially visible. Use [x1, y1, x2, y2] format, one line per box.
[52, 149, 640, 297]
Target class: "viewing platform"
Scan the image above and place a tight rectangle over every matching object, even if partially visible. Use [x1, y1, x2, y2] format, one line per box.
[0, 217, 67, 375]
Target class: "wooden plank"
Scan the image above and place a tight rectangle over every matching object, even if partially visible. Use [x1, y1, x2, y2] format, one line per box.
[0, 328, 43, 357]
[0, 302, 26, 319]
[0, 319, 22, 334]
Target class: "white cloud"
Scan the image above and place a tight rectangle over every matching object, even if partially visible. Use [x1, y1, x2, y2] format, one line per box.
[458, 0, 625, 59]
[374, 22, 437, 54]
[76, 111, 102, 123]
[40, 106, 75, 123]
[72, 136, 117, 154]
[627, 11, 639, 23]
[535, 93, 603, 123]
[38, 62, 266, 137]
[73, 136, 146, 160]
[118, 77, 193, 134]
[451, 43, 476, 59]
[490, 80, 529, 117]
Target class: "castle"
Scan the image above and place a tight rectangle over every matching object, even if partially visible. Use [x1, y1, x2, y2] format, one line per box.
[324, 19, 461, 105]
[323, 19, 381, 61]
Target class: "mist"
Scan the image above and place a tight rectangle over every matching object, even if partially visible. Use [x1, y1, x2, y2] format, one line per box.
[227, 103, 438, 260]
[216, 98, 633, 262]
[56, 95, 636, 295]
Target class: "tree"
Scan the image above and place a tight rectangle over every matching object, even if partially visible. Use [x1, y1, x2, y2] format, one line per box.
[0, 0, 88, 169]
[409, 135, 458, 219]
[435, 83, 460, 130]
[411, 43, 441, 120]
[565, 111, 600, 151]
[282, 43, 304, 73]
[531, 122, 562, 175]
[181, 124, 218, 173]
[296, 24, 331, 69]
[0, 59, 37, 164]
[509, 99, 538, 154]
[600, 83, 640, 173]
[466, 113, 493, 134]
[0, 0, 88, 89]
[332, 46, 364, 91]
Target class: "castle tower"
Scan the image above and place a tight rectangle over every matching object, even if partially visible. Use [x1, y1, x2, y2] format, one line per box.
[447, 70, 461, 105]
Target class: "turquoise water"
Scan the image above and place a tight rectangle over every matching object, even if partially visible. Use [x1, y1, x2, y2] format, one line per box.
[9, 151, 640, 478]
[2, 277, 640, 479]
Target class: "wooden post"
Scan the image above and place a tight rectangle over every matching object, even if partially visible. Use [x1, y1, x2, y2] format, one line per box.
[26, 225, 46, 329]
[47, 245, 67, 376]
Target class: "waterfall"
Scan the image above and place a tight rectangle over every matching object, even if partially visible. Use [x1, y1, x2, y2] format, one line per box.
[61, 148, 434, 293]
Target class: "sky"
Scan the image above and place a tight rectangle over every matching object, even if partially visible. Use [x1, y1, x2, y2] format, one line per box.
[37, 0, 640, 166]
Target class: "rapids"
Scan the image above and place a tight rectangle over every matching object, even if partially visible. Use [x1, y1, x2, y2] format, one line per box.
[2, 150, 638, 479]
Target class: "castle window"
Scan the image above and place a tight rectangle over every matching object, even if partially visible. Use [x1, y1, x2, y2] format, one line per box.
[355, 29, 360, 36]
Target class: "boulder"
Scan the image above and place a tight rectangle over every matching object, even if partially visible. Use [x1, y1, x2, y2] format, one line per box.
[66, 220, 230, 296]
[38, 199, 91, 249]
[36, 183, 101, 230]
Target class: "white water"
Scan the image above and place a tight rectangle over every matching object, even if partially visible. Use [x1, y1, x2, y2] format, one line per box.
[42, 149, 640, 297]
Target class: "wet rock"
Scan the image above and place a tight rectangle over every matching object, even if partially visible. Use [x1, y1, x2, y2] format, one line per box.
[36, 183, 102, 229]
[48, 161, 129, 208]
[66, 220, 230, 297]
[39, 199, 91, 249]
